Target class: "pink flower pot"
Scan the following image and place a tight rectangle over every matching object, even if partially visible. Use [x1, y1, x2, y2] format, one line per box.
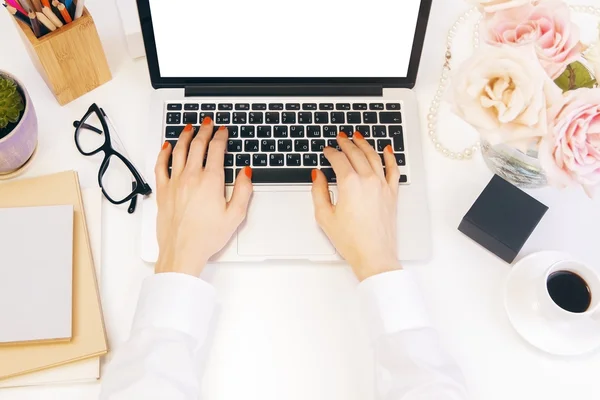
[0, 72, 38, 176]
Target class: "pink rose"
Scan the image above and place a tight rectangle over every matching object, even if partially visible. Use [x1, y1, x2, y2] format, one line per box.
[539, 88, 600, 195]
[484, 0, 584, 79]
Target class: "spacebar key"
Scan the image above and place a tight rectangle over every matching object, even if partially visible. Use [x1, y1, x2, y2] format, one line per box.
[237, 168, 337, 183]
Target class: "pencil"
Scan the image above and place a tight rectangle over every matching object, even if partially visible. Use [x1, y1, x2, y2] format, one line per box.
[4, 3, 32, 27]
[5, 0, 26, 14]
[36, 10, 56, 31]
[52, 0, 70, 23]
[28, 11, 42, 37]
[30, 0, 41, 12]
[41, 0, 49, 7]
[42, 5, 62, 27]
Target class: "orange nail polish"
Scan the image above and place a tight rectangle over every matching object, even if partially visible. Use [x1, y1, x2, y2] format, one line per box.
[162, 141, 169, 150]
[384, 145, 393, 154]
[183, 123, 193, 132]
[202, 116, 212, 125]
[311, 169, 317, 182]
[218, 125, 227, 131]
[354, 131, 363, 140]
[338, 132, 348, 139]
[244, 166, 253, 179]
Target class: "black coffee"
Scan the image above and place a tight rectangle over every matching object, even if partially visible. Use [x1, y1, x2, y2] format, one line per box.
[546, 271, 591, 313]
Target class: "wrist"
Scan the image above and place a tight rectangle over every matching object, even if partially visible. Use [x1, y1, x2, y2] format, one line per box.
[155, 249, 207, 277]
[354, 259, 403, 282]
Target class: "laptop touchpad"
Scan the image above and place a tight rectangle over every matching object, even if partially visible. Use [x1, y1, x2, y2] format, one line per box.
[237, 190, 336, 257]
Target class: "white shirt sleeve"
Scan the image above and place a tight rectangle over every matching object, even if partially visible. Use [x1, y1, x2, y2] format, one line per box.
[100, 270, 467, 400]
[358, 270, 469, 400]
[99, 273, 216, 400]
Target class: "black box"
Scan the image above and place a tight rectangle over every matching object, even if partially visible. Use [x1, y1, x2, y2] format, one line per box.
[458, 175, 548, 263]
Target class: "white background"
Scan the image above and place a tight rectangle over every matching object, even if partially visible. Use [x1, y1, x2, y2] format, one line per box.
[1, 0, 600, 399]
[150, 0, 421, 77]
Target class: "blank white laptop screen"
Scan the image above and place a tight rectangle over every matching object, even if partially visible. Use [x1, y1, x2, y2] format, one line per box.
[149, 0, 422, 78]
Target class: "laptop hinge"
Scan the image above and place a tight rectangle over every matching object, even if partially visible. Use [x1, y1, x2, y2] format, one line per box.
[184, 85, 383, 97]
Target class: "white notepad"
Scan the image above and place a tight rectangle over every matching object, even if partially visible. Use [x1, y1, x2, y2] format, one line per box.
[0, 205, 74, 345]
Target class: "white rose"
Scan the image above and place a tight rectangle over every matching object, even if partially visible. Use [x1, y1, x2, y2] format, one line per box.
[585, 41, 600, 80]
[450, 45, 563, 147]
[467, 0, 532, 13]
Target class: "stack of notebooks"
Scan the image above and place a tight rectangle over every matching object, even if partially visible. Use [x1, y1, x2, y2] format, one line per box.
[0, 171, 107, 387]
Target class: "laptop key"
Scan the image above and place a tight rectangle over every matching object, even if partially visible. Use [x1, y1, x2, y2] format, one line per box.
[236, 104, 250, 110]
[400, 175, 408, 183]
[201, 104, 216, 110]
[274, 126, 288, 138]
[320, 103, 334, 110]
[290, 126, 305, 138]
[199, 112, 214, 121]
[224, 154, 234, 167]
[252, 104, 267, 110]
[216, 112, 231, 124]
[377, 139, 392, 152]
[395, 154, 406, 166]
[278, 139, 293, 152]
[249, 112, 264, 124]
[330, 112, 345, 124]
[311, 139, 326, 152]
[373, 125, 387, 137]
[320, 168, 338, 183]
[238, 168, 311, 183]
[320, 154, 331, 166]
[366, 139, 376, 149]
[303, 154, 318, 166]
[286, 154, 301, 166]
[226, 126, 239, 138]
[307, 126, 321, 138]
[322, 125, 337, 138]
[253, 154, 268, 167]
[339, 125, 354, 136]
[261, 139, 276, 152]
[184, 104, 199, 110]
[380, 112, 402, 124]
[363, 112, 378, 124]
[336, 103, 351, 110]
[219, 103, 233, 110]
[241, 126, 255, 138]
[303, 103, 317, 110]
[227, 140, 242, 152]
[257, 126, 272, 138]
[314, 112, 329, 124]
[294, 139, 309, 152]
[225, 168, 234, 183]
[269, 104, 284, 110]
[347, 112, 361, 124]
[386, 103, 401, 110]
[166, 112, 181, 125]
[165, 126, 184, 138]
[245, 140, 259, 152]
[353, 103, 368, 110]
[389, 125, 403, 137]
[356, 125, 371, 137]
[298, 112, 312, 124]
[236, 154, 250, 167]
[282, 112, 296, 124]
[270, 153, 285, 166]
[370, 103, 384, 110]
[183, 112, 198, 124]
[393, 134, 405, 152]
[327, 139, 341, 151]
[233, 112, 247, 124]
[265, 112, 280, 124]
[168, 104, 183, 110]
[286, 103, 301, 110]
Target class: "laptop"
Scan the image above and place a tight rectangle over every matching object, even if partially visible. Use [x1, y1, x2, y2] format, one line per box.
[137, 0, 433, 263]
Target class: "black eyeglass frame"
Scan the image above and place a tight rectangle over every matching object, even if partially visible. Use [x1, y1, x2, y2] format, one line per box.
[74, 103, 152, 213]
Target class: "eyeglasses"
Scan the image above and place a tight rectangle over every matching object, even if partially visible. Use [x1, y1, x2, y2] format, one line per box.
[73, 104, 152, 214]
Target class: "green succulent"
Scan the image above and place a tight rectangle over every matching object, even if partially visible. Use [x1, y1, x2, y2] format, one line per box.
[0, 76, 25, 130]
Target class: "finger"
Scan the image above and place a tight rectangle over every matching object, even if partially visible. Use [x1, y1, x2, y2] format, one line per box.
[311, 169, 333, 226]
[352, 132, 384, 178]
[155, 140, 172, 187]
[227, 167, 254, 225]
[383, 145, 400, 194]
[323, 146, 355, 179]
[171, 124, 194, 178]
[187, 116, 213, 170]
[205, 126, 228, 172]
[337, 132, 373, 176]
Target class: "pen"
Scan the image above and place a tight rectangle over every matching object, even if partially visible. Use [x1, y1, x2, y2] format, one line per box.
[52, 0, 70, 23]
[42, 5, 61, 27]
[36, 10, 56, 31]
[27, 11, 42, 37]
[73, 0, 82, 19]
[5, 0, 25, 14]
[4, 3, 32, 27]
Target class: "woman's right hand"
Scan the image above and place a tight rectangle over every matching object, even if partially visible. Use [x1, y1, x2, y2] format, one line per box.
[311, 132, 402, 282]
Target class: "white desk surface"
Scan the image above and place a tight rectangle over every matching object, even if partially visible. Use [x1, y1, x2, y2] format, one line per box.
[1, 0, 599, 399]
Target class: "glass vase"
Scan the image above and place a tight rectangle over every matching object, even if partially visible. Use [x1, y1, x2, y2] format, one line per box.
[480, 139, 547, 189]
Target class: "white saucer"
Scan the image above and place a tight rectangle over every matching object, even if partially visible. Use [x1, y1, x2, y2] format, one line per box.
[505, 251, 600, 356]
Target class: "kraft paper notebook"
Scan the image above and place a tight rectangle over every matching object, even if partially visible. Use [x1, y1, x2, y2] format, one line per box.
[0, 171, 108, 380]
[0, 188, 103, 388]
[0, 205, 74, 346]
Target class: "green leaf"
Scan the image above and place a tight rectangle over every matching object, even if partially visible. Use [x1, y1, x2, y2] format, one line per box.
[554, 61, 597, 92]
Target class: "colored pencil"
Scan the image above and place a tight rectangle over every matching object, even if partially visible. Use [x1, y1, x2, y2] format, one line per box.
[35, 10, 56, 31]
[3, 3, 32, 26]
[52, 0, 69, 23]
[42, 5, 61, 26]
[27, 10, 42, 37]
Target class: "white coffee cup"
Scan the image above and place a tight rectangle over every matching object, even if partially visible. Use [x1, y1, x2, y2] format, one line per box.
[538, 260, 600, 323]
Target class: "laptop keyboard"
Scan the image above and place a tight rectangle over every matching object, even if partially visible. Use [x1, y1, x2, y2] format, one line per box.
[163, 102, 409, 185]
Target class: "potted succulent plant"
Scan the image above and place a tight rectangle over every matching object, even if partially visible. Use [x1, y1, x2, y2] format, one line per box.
[0, 71, 37, 177]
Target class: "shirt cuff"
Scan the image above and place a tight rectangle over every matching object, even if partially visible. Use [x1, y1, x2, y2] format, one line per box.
[358, 269, 432, 341]
[132, 273, 217, 343]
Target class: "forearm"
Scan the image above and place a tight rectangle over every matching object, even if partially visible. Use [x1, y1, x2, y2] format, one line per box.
[100, 273, 216, 400]
[359, 270, 468, 400]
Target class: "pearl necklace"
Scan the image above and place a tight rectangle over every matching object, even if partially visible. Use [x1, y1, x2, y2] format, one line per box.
[428, 5, 600, 161]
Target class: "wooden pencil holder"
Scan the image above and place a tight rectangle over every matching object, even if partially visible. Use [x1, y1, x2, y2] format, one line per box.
[13, 8, 112, 106]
